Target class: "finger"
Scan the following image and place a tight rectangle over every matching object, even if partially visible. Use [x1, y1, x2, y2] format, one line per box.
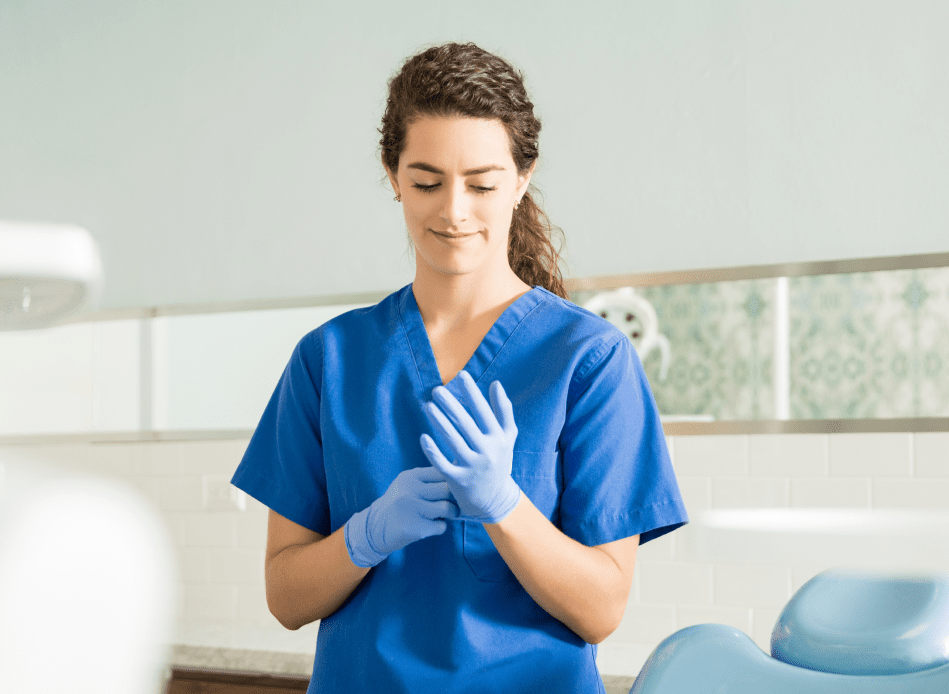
[419, 433, 464, 479]
[410, 465, 450, 485]
[424, 401, 474, 463]
[421, 518, 449, 536]
[431, 385, 484, 450]
[418, 498, 460, 521]
[414, 477, 455, 502]
[456, 370, 501, 436]
[489, 380, 517, 438]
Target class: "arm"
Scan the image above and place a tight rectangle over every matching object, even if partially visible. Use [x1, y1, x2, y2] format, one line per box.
[266, 466, 459, 631]
[265, 510, 370, 630]
[420, 370, 640, 644]
[484, 496, 639, 644]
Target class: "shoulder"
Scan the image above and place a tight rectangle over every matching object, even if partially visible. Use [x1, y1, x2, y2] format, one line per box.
[313, 285, 407, 342]
[532, 286, 630, 356]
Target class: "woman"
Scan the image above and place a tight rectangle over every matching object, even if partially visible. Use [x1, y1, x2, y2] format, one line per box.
[231, 41, 688, 693]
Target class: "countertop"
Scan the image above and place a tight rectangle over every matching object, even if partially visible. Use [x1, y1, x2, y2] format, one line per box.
[164, 643, 641, 694]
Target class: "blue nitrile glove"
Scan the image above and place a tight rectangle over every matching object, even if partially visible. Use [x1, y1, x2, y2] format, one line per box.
[344, 466, 460, 568]
[419, 370, 522, 524]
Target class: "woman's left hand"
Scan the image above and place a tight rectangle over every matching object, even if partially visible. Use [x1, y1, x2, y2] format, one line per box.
[420, 370, 522, 524]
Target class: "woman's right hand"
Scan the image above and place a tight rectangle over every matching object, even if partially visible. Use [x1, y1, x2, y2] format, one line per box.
[344, 466, 459, 568]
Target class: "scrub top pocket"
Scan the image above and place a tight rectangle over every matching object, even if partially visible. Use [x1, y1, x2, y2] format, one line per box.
[462, 450, 560, 583]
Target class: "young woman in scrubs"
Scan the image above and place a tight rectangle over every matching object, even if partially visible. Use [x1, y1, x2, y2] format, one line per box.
[231, 41, 688, 693]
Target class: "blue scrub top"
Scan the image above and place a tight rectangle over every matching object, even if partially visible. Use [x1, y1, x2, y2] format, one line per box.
[231, 283, 688, 693]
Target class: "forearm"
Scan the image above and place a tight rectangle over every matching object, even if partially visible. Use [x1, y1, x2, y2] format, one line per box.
[266, 525, 371, 630]
[484, 493, 629, 644]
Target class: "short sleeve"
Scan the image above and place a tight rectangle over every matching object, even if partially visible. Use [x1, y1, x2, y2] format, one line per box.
[559, 333, 688, 547]
[230, 328, 331, 536]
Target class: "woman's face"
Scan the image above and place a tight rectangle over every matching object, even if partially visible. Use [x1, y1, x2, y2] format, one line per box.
[386, 115, 534, 281]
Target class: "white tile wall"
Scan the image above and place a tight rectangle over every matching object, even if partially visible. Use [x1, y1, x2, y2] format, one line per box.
[790, 477, 871, 507]
[829, 433, 913, 477]
[915, 432, 949, 477]
[2, 430, 947, 676]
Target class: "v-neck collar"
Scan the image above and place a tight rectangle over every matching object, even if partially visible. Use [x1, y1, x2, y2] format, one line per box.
[399, 282, 547, 396]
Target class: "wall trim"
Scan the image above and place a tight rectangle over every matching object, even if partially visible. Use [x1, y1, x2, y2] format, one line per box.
[1, 418, 947, 445]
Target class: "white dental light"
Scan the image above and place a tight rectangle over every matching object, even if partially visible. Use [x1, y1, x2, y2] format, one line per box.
[0, 220, 103, 330]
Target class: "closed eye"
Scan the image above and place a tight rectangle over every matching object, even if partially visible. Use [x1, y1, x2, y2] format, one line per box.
[413, 184, 496, 195]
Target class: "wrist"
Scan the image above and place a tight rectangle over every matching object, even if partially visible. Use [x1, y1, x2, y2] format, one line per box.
[344, 507, 386, 568]
[479, 478, 522, 524]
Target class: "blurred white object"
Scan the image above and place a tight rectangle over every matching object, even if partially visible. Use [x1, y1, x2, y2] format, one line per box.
[0, 458, 177, 694]
[583, 287, 671, 380]
[678, 508, 949, 572]
[0, 221, 175, 693]
[0, 220, 103, 330]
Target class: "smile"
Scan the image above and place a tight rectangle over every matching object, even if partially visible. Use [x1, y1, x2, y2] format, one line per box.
[433, 230, 477, 240]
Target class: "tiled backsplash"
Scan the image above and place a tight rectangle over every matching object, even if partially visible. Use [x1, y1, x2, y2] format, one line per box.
[571, 266, 949, 420]
[2, 431, 946, 677]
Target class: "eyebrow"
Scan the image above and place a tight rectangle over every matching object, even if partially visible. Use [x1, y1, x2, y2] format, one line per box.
[406, 162, 506, 176]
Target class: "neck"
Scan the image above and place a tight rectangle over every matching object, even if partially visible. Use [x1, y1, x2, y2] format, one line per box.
[411, 264, 532, 334]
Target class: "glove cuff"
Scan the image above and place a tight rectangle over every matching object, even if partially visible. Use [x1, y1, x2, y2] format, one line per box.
[344, 507, 386, 568]
[483, 479, 523, 524]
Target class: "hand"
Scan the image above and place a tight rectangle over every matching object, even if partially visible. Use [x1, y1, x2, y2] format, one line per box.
[344, 466, 460, 568]
[419, 370, 522, 524]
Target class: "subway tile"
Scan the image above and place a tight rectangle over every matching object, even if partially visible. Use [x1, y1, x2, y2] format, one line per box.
[182, 584, 237, 624]
[673, 435, 749, 476]
[0, 445, 38, 466]
[790, 478, 871, 508]
[142, 442, 183, 475]
[637, 561, 712, 605]
[182, 511, 237, 547]
[711, 477, 789, 508]
[713, 565, 792, 608]
[86, 442, 148, 477]
[208, 547, 265, 585]
[636, 527, 675, 561]
[792, 566, 830, 594]
[752, 608, 782, 654]
[915, 433, 949, 477]
[3, 443, 92, 469]
[676, 476, 711, 511]
[159, 475, 205, 511]
[177, 547, 210, 583]
[236, 510, 268, 549]
[121, 475, 162, 510]
[872, 477, 949, 508]
[236, 583, 274, 625]
[676, 605, 753, 635]
[749, 434, 828, 477]
[829, 433, 912, 477]
[178, 439, 250, 475]
[612, 603, 677, 645]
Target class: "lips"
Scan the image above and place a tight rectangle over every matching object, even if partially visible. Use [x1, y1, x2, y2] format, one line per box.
[432, 230, 475, 239]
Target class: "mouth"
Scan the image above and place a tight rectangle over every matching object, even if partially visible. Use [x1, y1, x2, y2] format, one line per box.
[432, 230, 476, 239]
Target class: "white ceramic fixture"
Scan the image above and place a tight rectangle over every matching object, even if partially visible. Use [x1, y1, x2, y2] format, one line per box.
[0, 220, 103, 330]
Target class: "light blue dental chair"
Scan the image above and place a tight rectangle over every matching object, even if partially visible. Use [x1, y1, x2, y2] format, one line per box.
[628, 568, 949, 693]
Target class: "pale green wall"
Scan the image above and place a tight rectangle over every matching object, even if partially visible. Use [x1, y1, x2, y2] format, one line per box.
[1, 0, 947, 312]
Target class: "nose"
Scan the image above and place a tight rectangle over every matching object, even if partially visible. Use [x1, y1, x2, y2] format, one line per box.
[438, 180, 469, 229]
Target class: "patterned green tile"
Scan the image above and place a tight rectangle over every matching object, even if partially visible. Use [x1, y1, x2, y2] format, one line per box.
[570, 266, 949, 420]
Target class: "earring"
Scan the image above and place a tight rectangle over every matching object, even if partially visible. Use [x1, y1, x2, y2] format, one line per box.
[514, 199, 520, 211]
[394, 194, 401, 202]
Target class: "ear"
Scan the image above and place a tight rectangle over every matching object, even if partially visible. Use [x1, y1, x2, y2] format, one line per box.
[384, 164, 400, 198]
[516, 160, 536, 199]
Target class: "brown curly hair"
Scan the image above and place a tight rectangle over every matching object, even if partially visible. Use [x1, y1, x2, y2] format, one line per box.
[378, 42, 569, 299]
